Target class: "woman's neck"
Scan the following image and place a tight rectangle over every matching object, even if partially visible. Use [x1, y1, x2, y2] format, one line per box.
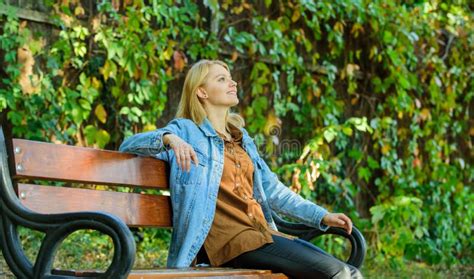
[206, 108, 228, 135]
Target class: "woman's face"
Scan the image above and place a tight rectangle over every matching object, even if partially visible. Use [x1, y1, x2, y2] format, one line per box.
[199, 64, 238, 108]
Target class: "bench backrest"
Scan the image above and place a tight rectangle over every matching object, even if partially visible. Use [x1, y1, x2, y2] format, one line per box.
[11, 139, 172, 227]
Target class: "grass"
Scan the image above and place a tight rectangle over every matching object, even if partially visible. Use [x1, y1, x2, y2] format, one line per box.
[362, 262, 473, 278]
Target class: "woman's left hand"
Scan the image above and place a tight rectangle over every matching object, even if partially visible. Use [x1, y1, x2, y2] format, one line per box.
[322, 213, 353, 234]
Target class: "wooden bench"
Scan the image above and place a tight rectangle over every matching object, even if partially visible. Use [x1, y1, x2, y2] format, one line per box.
[0, 127, 366, 278]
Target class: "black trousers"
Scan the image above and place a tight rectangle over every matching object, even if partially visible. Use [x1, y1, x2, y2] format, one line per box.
[197, 234, 363, 279]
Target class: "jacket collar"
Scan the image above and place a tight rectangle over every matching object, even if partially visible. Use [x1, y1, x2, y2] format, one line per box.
[199, 117, 219, 138]
[198, 117, 252, 146]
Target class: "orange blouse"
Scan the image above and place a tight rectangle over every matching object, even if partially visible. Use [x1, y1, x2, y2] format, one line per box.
[202, 125, 273, 267]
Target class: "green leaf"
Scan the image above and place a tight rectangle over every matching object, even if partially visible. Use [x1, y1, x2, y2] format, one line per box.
[342, 126, 353, 136]
[119, 107, 130, 115]
[348, 149, 363, 161]
[78, 99, 91, 111]
[71, 106, 83, 125]
[7, 111, 23, 125]
[358, 167, 371, 182]
[323, 128, 336, 143]
[95, 129, 111, 148]
[83, 125, 110, 148]
[370, 205, 385, 224]
[387, 48, 401, 66]
[79, 73, 89, 87]
[131, 107, 143, 117]
[367, 156, 380, 169]
[383, 31, 394, 44]
[94, 104, 107, 124]
[83, 125, 97, 146]
[398, 74, 410, 90]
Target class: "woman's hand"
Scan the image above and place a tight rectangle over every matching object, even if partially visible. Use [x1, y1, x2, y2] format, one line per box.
[322, 213, 353, 234]
[164, 134, 199, 172]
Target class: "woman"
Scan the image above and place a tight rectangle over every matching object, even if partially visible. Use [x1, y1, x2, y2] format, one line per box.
[119, 59, 362, 278]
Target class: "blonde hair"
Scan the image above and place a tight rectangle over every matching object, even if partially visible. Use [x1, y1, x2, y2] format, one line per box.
[176, 59, 245, 131]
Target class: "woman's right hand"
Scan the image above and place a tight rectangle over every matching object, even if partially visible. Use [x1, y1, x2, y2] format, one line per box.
[164, 134, 199, 172]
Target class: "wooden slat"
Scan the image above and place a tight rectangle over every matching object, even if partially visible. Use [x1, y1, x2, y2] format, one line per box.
[18, 184, 172, 227]
[52, 268, 280, 278]
[127, 268, 273, 278]
[12, 139, 169, 189]
[127, 268, 287, 278]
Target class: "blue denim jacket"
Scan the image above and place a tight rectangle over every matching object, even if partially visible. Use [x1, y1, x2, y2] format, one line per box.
[119, 117, 328, 268]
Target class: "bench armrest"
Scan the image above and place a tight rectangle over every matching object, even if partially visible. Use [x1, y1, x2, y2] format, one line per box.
[272, 211, 366, 268]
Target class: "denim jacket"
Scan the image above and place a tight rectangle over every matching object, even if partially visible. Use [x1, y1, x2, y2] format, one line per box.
[119, 117, 328, 268]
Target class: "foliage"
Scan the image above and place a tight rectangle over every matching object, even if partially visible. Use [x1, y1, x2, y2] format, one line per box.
[1, 0, 472, 271]
[18, 226, 171, 269]
[370, 196, 424, 268]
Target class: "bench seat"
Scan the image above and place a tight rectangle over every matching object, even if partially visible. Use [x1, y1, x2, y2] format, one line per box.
[128, 269, 288, 279]
[52, 268, 288, 278]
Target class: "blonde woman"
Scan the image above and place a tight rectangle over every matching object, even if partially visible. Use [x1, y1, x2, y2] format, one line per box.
[119, 60, 362, 278]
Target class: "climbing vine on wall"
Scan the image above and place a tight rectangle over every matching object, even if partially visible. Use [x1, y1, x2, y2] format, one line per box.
[1, 0, 472, 270]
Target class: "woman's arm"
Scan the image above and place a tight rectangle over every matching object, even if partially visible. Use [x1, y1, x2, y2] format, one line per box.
[258, 156, 353, 233]
[119, 118, 184, 158]
[119, 118, 199, 170]
[257, 156, 330, 231]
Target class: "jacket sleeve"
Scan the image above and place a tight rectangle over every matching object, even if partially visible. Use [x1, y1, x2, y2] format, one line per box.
[257, 155, 329, 231]
[119, 118, 184, 159]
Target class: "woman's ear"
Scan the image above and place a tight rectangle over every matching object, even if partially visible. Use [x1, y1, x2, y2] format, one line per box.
[197, 88, 208, 99]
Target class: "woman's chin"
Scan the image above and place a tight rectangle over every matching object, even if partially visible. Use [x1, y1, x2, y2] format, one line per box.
[219, 97, 239, 108]
[230, 99, 239, 106]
